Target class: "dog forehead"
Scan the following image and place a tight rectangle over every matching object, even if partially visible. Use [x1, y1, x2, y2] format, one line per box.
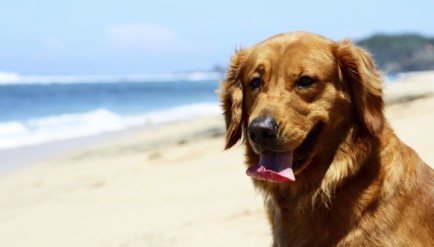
[246, 33, 335, 75]
[258, 32, 333, 47]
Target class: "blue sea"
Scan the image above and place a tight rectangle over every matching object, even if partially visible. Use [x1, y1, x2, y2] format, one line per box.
[0, 72, 223, 150]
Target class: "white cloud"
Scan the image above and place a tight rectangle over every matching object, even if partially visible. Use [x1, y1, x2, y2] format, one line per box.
[107, 23, 183, 53]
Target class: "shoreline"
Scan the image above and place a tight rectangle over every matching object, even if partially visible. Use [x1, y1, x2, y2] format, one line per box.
[0, 115, 225, 174]
[0, 128, 142, 173]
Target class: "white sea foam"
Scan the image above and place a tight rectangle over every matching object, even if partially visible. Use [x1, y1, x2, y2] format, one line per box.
[0, 103, 221, 150]
[0, 71, 224, 85]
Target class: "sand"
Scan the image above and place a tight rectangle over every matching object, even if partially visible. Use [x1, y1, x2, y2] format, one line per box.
[1, 75, 434, 247]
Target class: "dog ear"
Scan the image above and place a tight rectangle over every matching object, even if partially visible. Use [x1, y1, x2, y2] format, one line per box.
[220, 50, 246, 149]
[333, 40, 385, 137]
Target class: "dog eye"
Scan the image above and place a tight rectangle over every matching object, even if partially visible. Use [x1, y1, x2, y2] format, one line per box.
[250, 78, 262, 89]
[296, 76, 315, 88]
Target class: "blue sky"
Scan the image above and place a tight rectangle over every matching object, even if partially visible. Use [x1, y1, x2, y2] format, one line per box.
[0, 0, 433, 75]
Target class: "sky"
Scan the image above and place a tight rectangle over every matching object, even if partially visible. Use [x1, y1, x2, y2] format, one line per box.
[0, 0, 433, 75]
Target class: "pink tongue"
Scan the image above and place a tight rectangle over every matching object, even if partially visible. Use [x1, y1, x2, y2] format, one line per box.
[246, 151, 295, 182]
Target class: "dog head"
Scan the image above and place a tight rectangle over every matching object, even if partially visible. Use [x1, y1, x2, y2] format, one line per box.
[220, 32, 384, 183]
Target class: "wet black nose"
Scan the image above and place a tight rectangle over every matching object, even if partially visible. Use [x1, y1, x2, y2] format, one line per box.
[248, 116, 278, 145]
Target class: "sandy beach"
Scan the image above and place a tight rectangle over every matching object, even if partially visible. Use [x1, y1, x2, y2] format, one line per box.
[1, 73, 434, 247]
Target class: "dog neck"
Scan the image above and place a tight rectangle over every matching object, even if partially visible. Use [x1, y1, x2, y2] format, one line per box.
[247, 123, 411, 246]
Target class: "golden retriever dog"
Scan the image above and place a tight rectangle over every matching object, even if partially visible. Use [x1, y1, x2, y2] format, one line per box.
[220, 32, 434, 246]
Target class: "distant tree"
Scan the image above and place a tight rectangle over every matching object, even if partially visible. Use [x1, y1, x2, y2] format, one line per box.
[357, 34, 434, 73]
[212, 64, 226, 73]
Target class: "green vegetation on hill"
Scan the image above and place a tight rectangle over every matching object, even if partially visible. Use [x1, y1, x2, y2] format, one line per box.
[357, 34, 434, 73]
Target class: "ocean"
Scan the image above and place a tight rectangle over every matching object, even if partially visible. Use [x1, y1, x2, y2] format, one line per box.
[0, 73, 223, 150]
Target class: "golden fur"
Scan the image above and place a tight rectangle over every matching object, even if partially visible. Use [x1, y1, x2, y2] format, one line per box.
[220, 32, 434, 246]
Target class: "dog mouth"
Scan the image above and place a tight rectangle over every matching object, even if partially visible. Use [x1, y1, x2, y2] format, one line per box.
[246, 123, 322, 183]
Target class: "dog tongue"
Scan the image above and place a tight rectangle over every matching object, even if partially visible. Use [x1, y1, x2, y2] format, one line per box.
[246, 151, 295, 182]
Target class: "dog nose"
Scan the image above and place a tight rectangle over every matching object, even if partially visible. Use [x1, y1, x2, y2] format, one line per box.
[248, 116, 278, 145]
